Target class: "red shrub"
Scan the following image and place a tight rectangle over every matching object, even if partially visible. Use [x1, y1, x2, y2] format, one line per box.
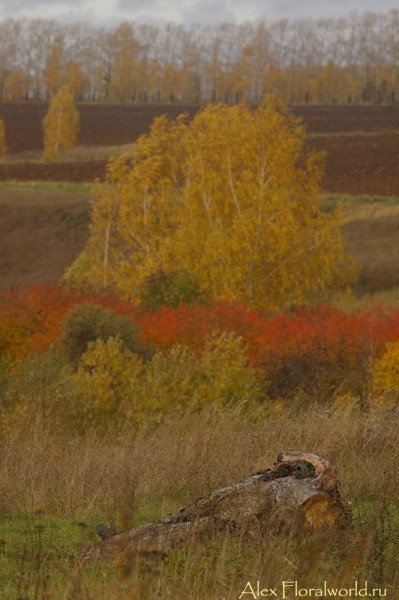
[135, 302, 399, 397]
[0, 283, 138, 360]
[2, 284, 399, 398]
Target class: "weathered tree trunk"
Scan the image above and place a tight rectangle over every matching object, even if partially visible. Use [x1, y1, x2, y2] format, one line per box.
[83, 451, 348, 561]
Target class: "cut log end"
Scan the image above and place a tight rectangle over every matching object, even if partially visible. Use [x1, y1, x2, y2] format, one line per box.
[302, 494, 348, 529]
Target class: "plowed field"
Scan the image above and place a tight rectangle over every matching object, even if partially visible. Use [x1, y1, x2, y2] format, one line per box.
[0, 103, 200, 153]
[305, 134, 399, 196]
[1, 103, 399, 194]
[0, 161, 107, 183]
[0, 186, 90, 290]
[1, 103, 398, 153]
[1, 135, 398, 195]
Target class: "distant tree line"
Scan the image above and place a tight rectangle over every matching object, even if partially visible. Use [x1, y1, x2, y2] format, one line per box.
[0, 11, 398, 105]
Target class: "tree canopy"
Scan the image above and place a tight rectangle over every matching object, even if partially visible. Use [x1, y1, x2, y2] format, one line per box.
[66, 96, 354, 311]
[43, 84, 80, 158]
[1, 14, 399, 105]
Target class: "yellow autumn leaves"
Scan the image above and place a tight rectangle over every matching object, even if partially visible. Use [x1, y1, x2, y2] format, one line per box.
[374, 342, 399, 395]
[43, 85, 79, 158]
[69, 332, 263, 426]
[4, 331, 264, 430]
[67, 95, 355, 311]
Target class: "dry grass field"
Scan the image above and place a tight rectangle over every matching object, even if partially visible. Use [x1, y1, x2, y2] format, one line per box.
[1, 403, 399, 599]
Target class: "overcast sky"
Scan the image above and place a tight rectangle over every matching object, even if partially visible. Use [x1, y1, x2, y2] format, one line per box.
[0, 0, 397, 25]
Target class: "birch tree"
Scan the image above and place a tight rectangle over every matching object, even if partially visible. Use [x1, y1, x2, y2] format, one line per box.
[67, 97, 354, 310]
[42, 84, 79, 158]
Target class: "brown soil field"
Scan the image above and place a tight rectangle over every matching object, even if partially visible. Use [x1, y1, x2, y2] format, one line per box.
[1, 185, 399, 294]
[1, 103, 398, 154]
[1, 104, 399, 193]
[0, 187, 90, 290]
[1, 135, 398, 195]
[293, 104, 399, 133]
[0, 160, 107, 183]
[0, 102, 200, 153]
[305, 134, 399, 196]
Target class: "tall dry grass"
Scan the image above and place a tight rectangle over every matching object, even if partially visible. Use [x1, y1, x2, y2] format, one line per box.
[1, 400, 399, 518]
[1, 400, 399, 598]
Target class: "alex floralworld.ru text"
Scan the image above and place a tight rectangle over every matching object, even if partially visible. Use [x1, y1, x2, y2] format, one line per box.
[239, 581, 387, 598]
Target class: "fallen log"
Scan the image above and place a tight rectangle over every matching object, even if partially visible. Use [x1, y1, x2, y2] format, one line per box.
[82, 451, 348, 561]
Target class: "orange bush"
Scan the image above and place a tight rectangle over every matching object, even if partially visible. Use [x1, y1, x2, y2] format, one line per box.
[2, 284, 399, 398]
[0, 283, 136, 361]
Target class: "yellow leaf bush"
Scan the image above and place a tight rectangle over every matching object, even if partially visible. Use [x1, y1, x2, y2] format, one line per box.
[373, 342, 399, 397]
[68, 332, 265, 428]
[69, 336, 143, 419]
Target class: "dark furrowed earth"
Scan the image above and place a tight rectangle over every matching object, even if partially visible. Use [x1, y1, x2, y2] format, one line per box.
[0, 161, 107, 183]
[1, 103, 399, 293]
[1, 103, 399, 195]
[1, 103, 399, 154]
[304, 135, 399, 196]
[0, 103, 201, 153]
[1, 135, 398, 197]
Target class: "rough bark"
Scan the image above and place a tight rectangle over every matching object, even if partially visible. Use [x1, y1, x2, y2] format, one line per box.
[82, 451, 348, 561]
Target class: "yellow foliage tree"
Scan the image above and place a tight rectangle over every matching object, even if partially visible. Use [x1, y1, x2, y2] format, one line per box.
[4, 72, 27, 101]
[43, 42, 62, 97]
[373, 342, 399, 395]
[67, 62, 88, 101]
[42, 85, 80, 159]
[66, 95, 354, 310]
[0, 119, 7, 157]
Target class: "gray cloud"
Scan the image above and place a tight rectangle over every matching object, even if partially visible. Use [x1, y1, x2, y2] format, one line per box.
[1, 0, 398, 24]
[229, 0, 398, 21]
[117, 0, 159, 11]
[116, 0, 168, 24]
[4, 0, 84, 9]
[181, 0, 236, 24]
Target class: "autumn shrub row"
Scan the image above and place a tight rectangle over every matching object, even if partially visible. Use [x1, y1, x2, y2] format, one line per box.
[135, 301, 399, 397]
[3, 330, 266, 430]
[2, 283, 399, 413]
